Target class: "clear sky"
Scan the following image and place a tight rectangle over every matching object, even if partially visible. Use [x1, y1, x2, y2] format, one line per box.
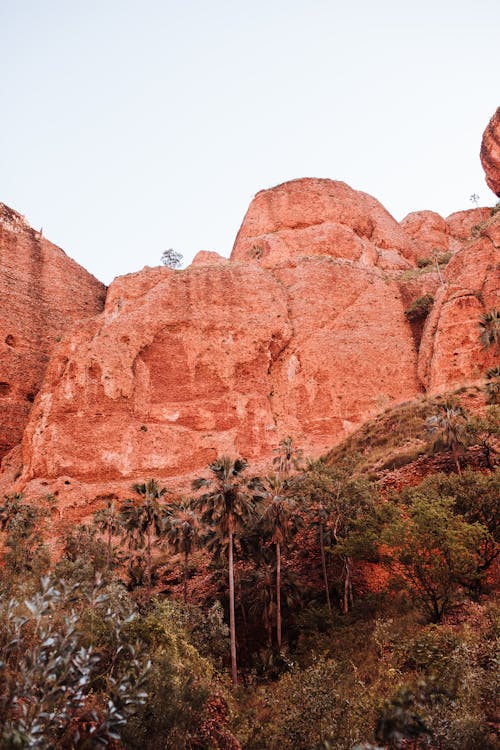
[1, 0, 498, 284]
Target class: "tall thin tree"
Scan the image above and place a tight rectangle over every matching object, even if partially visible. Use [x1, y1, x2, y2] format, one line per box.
[192, 456, 255, 686]
[165, 500, 201, 602]
[120, 479, 168, 600]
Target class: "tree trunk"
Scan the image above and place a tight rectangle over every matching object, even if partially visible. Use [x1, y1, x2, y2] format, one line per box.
[319, 522, 332, 616]
[183, 549, 188, 603]
[146, 524, 152, 601]
[276, 541, 282, 650]
[228, 522, 238, 686]
[107, 526, 112, 571]
[343, 556, 352, 614]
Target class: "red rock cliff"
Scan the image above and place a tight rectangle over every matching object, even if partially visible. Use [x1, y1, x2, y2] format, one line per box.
[0, 204, 106, 459]
[1, 181, 497, 518]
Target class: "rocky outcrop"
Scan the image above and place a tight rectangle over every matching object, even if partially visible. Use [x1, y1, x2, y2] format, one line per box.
[481, 107, 500, 197]
[399, 208, 490, 257]
[0, 204, 106, 459]
[18, 255, 420, 492]
[418, 211, 500, 392]
[1, 174, 497, 519]
[231, 178, 422, 269]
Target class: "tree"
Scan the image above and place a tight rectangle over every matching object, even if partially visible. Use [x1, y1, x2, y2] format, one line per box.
[297, 460, 377, 615]
[479, 308, 500, 350]
[165, 501, 201, 602]
[297, 459, 336, 616]
[93, 498, 122, 572]
[161, 248, 183, 269]
[0, 577, 150, 748]
[0, 493, 50, 576]
[192, 456, 255, 685]
[408, 470, 500, 593]
[254, 474, 300, 649]
[426, 402, 468, 475]
[383, 493, 488, 622]
[272, 436, 303, 477]
[484, 366, 500, 404]
[120, 479, 168, 601]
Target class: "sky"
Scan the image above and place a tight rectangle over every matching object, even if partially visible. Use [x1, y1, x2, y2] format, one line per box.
[0, 0, 499, 285]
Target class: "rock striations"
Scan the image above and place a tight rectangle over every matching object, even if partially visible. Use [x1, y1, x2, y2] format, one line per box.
[0, 146, 499, 518]
[0, 204, 106, 461]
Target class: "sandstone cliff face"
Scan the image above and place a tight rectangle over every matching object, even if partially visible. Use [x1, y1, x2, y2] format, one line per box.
[231, 178, 420, 269]
[399, 208, 490, 256]
[19, 255, 420, 488]
[2, 179, 497, 517]
[418, 211, 500, 392]
[0, 204, 106, 459]
[481, 107, 500, 197]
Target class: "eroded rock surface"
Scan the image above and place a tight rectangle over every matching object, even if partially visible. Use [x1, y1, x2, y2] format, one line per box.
[0, 204, 106, 459]
[481, 107, 500, 197]
[418, 211, 500, 391]
[231, 178, 421, 269]
[1, 178, 497, 519]
[19, 256, 420, 489]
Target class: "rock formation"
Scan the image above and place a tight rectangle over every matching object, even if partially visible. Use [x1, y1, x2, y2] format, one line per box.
[231, 178, 417, 269]
[0, 204, 106, 459]
[418, 210, 500, 392]
[481, 107, 500, 197]
[0, 174, 497, 519]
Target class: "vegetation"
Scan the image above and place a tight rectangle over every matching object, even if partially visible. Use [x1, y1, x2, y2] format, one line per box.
[0, 402, 498, 748]
[479, 308, 500, 350]
[161, 248, 183, 269]
[404, 294, 434, 322]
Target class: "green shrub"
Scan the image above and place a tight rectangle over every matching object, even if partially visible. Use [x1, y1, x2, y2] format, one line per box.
[404, 294, 434, 322]
[416, 257, 433, 268]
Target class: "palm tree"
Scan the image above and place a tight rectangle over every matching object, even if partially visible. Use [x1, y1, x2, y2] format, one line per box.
[120, 479, 168, 600]
[164, 500, 201, 602]
[485, 365, 500, 405]
[272, 436, 303, 477]
[479, 309, 500, 350]
[426, 402, 468, 475]
[298, 460, 335, 616]
[192, 456, 254, 686]
[255, 473, 299, 650]
[93, 499, 121, 571]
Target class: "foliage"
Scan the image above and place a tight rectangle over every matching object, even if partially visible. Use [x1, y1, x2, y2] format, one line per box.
[426, 401, 468, 473]
[382, 492, 489, 621]
[0, 577, 150, 749]
[479, 308, 500, 350]
[485, 365, 500, 404]
[120, 479, 169, 599]
[161, 248, 183, 269]
[404, 294, 434, 322]
[0, 494, 50, 580]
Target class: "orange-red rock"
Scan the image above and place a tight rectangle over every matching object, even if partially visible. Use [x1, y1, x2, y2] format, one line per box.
[18, 255, 420, 495]
[480, 107, 500, 197]
[231, 178, 421, 269]
[0, 204, 106, 460]
[1, 174, 498, 521]
[418, 211, 500, 392]
[445, 207, 491, 241]
[400, 211, 451, 256]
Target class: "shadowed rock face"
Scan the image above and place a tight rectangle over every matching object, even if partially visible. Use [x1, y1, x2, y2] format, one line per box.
[481, 107, 500, 197]
[0, 204, 106, 459]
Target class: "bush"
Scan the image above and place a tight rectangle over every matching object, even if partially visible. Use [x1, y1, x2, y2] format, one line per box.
[404, 295, 434, 322]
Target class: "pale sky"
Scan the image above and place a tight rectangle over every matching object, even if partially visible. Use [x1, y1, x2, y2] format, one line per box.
[1, 0, 499, 284]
